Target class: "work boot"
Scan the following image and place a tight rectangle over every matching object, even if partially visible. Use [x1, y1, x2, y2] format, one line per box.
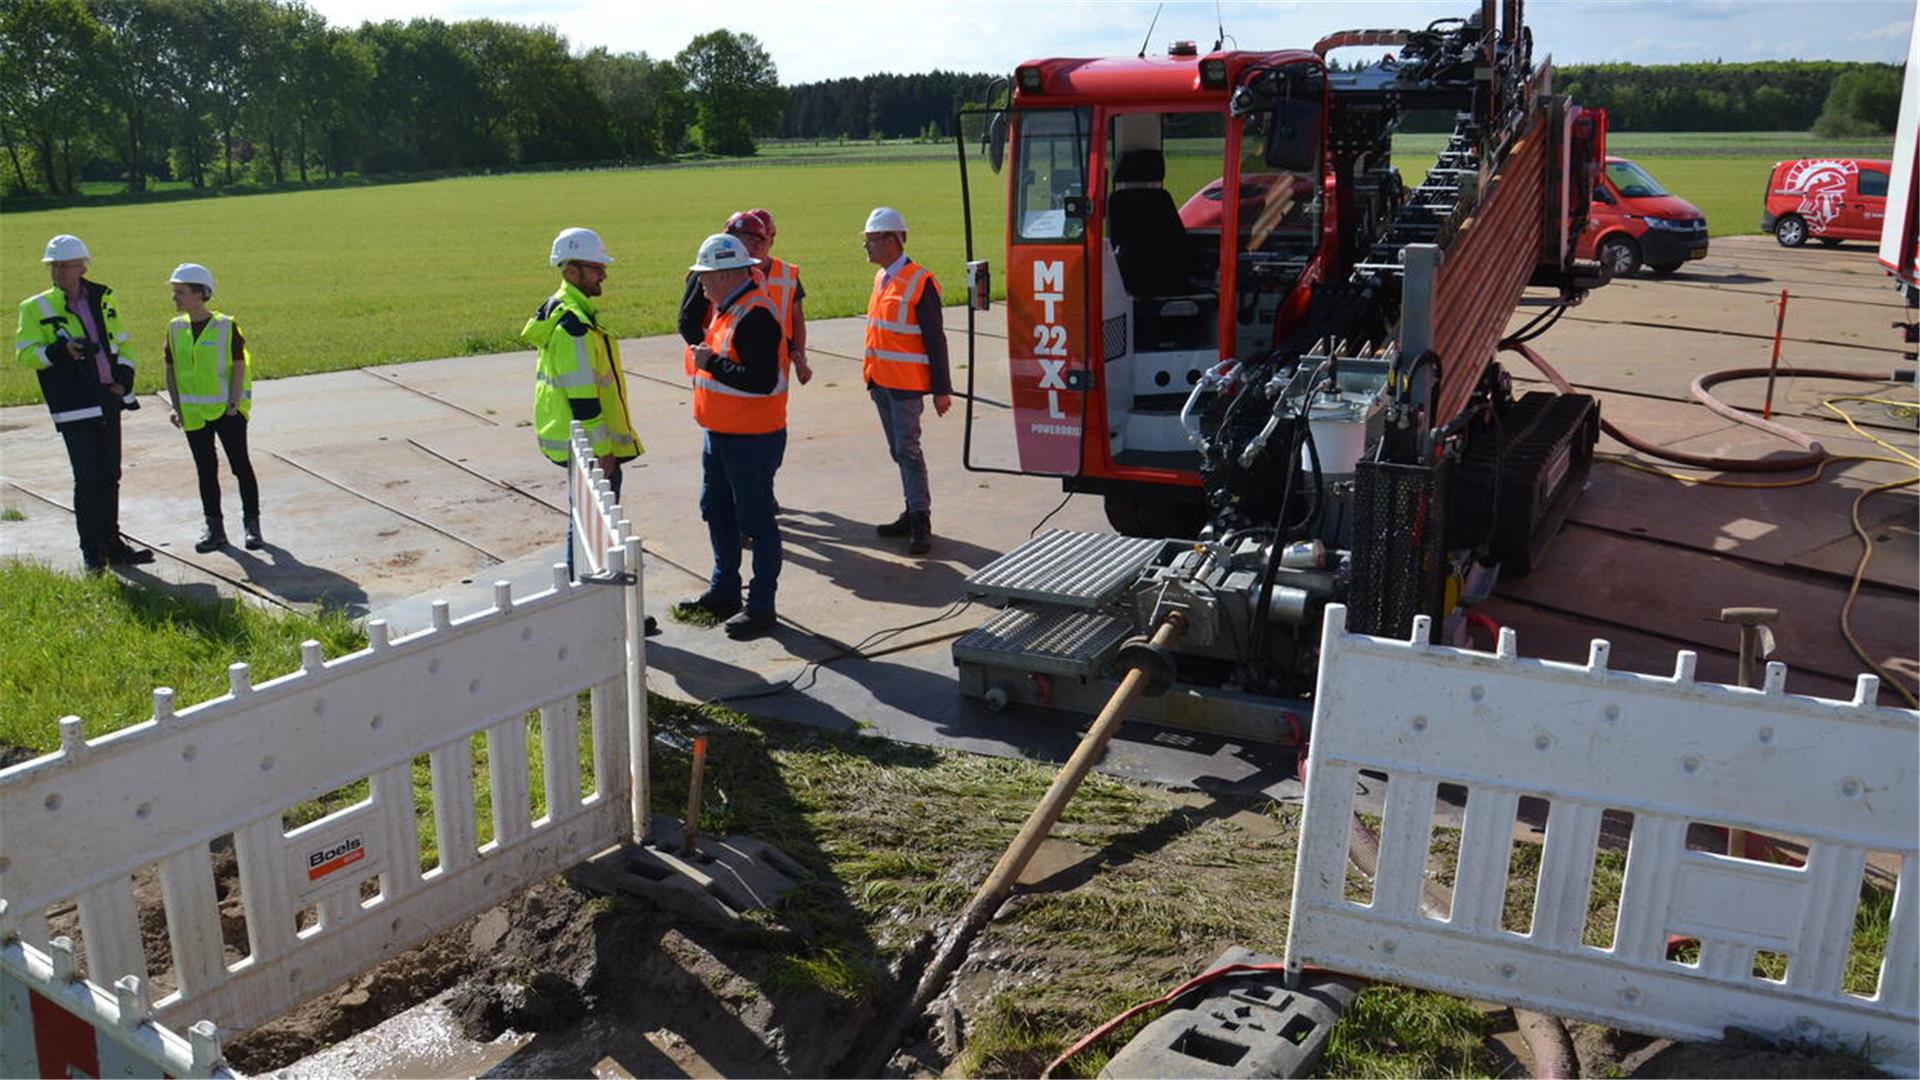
[875, 510, 912, 538]
[674, 592, 742, 622]
[908, 511, 932, 556]
[107, 540, 155, 566]
[644, 615, 661, 638]
[243, 516, 264, 550]
[194, 522, 228, 554]
[723, 607, 778, 640]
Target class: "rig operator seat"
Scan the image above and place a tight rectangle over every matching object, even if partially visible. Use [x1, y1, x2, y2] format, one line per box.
[1108, 149, 1216, 350]
[1108, 149, 1194, 296]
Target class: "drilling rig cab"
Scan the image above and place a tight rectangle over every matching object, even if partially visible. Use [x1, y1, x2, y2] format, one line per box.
[952, 0, 1612, 737]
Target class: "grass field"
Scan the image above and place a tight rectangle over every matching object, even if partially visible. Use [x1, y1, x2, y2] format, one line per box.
[1, 131, 1891, 408]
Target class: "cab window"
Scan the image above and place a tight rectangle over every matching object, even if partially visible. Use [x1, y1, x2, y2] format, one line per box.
[1014, 109, 1090, 243]
[1860, 168, 1889, 199]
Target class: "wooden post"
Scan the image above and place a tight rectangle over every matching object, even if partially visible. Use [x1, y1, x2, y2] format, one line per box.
[681, 737, 707, 857]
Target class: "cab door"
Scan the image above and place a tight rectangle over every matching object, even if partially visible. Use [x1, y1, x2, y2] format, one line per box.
[954, 106, 1093, 479]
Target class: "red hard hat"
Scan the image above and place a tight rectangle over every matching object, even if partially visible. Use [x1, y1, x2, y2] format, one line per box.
[748, 208, 775, 238]
[725, 210, 769, 239]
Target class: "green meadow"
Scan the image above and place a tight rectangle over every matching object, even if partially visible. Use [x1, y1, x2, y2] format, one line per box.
[2, 132, 1890, 407]
[2, 159, 1010, 407]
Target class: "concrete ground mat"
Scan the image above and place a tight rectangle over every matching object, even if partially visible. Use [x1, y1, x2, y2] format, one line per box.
[2, 235, 1913, 793]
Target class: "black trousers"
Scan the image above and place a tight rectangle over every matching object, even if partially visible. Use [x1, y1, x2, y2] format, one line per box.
[184, 412, 260, 526]
[57, 406, 123, 566]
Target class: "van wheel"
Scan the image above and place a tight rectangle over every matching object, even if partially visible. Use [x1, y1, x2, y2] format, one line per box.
[1818, 237, 1843, 247]
[1598, 235, 1641, 277]
[1775, 214, 1808, 247]
[1649, 261, 1684, 275]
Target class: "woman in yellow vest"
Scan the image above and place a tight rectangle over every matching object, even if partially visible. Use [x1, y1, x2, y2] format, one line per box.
[163, 263, 262, 553]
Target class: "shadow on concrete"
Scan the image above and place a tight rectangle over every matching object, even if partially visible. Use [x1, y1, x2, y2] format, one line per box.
[1653, 268, 1772, 285]
[773, 508, 997, 611]
[226, 541, 372, 614]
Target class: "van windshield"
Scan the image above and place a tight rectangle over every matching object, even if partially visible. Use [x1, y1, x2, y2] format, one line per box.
[1605, 160, 1668, 198]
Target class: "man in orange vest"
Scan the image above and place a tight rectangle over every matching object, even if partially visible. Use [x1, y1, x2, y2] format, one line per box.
[674, 232, 789, 640]
[678, 210, 811, 386]
[861, 206, 952, 556]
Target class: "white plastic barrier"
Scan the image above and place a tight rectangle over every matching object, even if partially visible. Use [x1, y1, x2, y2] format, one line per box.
[0, 420, 655, 1035]
[1286, 606, 1920, 1073]
[570, 421, 619, 579]
[2, 931, 235, 1078]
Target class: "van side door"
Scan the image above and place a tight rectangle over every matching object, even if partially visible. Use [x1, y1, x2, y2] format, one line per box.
[1853, 165, 1890, 239]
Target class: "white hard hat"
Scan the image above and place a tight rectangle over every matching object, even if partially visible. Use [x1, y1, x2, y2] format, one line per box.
[550, 227, 613, 267]
[864, 207, 907, 234]
[689, 233, 760, 272]
[42, 234, 90, 263]
[169, 262, 216, 298]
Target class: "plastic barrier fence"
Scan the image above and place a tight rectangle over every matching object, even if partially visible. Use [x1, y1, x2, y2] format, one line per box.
[2, 932, 235, 1078]
[1286, 606, 1919, 1073]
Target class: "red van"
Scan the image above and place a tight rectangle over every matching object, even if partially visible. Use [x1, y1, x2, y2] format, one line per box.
[1578, 156, 1710, 276]
[1763, 158, 1891, 246]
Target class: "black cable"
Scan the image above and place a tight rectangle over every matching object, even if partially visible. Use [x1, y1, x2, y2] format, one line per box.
[698, 483, 1080, 708]
[1501, 301, 1568, 347]
[1029, 491, 1075, 537]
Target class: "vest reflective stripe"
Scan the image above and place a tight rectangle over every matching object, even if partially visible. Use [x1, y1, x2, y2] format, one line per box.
[528, 285, 642, 464]
[692, 292, 788, 434]
[538, 367, 597, 389]
[33, 295, 55, 319]
[171, 314, 250, 429]
[762, 258, 800, 337]
[50, 405, 103, 423]
[863, 263, 935, 391]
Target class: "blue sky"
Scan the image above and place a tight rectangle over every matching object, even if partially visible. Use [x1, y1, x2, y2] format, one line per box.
[305, 0, 1915, 83]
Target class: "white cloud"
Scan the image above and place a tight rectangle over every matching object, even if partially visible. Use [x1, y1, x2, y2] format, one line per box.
[1849, 18, 1913, 41]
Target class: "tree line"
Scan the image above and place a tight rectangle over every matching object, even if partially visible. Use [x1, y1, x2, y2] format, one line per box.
[0, 0, 783, 196]
[0, 0, 1901, 199]
[1557, 61, 1901, 135]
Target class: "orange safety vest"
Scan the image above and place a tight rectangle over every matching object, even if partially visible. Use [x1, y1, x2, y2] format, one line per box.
[692, 290, 788, 435]
[685, 260, 800, 373]
[761, 257, 800, 362]
[863, 260, 935, 392]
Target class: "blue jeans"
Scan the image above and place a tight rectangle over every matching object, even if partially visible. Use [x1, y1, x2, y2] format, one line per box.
[870, 384, 930, 513]
[700, 429, 785, 612]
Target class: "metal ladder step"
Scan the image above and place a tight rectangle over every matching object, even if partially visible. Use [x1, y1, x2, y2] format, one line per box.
[952, 604, 1136, 678]
[965, 529, 1167, 608]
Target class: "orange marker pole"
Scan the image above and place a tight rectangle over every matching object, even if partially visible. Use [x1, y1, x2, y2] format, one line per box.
[1763, 288, 1789, 420]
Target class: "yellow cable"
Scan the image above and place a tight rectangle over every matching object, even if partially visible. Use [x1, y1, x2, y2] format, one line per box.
[1842, 476, 1920, 710]
[1821, 397, 1920, 468]
[1594, 395, 1918, 708]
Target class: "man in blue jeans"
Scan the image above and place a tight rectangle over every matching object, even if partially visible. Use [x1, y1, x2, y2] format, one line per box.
[673, 233, 789, 640]
[861, 207, 952, 556]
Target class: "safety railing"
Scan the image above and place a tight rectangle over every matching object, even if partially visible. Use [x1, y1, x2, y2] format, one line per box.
[1286, 606, 1920, 1074]
[0, 421, 652, 1037]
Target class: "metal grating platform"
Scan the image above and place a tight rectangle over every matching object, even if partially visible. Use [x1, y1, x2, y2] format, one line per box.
[952, 604, 1136, 677]
[965, 529, 1167, 608]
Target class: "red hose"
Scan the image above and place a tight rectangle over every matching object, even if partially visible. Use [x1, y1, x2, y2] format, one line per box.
[1505, 341, 1897, 472]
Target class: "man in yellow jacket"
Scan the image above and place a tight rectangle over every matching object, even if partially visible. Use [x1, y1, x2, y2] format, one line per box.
[524, 227, 642, 492]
